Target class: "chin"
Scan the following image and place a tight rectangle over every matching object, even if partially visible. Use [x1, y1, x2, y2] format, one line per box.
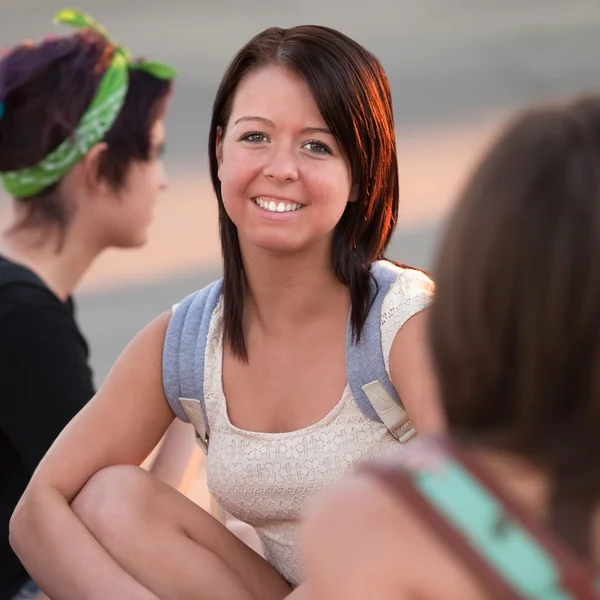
[251, 235, 308, 255]
[130, 234, 149, 249]
[112, 232, 149, 250]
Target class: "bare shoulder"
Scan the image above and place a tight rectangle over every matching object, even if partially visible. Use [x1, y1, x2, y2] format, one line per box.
[388, 306, 444, 433]
[302, 462, 483, 600]
[101, 309, 172, 393]
[303, 469, 424, 600]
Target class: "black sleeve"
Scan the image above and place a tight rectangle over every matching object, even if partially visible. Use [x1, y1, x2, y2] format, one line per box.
[0, 305, 96, 471]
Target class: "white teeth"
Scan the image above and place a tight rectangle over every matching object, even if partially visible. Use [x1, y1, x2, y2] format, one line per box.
[254, 198, 303, 213]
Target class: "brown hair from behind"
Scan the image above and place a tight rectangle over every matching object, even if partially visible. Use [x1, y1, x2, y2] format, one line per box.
[430, 95, 600, 559]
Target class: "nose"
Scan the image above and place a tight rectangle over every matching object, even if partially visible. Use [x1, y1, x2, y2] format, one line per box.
[262, 144, 299, 182]
[157, 162, 169, 191]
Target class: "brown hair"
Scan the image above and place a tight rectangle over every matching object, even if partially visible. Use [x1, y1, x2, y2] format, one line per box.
[0, 30, 172, 234]
[430, 95, 600, 558]
[209, 26, 398, 361]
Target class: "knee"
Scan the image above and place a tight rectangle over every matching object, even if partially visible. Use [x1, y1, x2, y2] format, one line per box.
[72, 465, 155, 542]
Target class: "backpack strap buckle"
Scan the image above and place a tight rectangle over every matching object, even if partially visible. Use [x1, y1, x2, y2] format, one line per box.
[362, 380, 416, 443]
[179, 397, 209, 453]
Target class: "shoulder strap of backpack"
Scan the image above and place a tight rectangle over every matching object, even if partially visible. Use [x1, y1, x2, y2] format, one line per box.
[446, 441, 600, 600]
[364, 440, 600, 600]
[162, 278, 223, 452]
[345, 261, 416, 443]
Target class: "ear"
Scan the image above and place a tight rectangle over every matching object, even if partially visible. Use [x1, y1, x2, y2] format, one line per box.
[216, 126, 224, 179]
[348, 183, 359, 203]
[81, 142, 111, 195]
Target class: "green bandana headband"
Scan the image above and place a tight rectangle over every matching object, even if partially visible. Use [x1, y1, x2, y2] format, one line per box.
[0, 8, 177, 199]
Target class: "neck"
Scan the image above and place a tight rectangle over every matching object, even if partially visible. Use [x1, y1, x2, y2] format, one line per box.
[1, 221, 104, 301]
[240, 240, 349, 333]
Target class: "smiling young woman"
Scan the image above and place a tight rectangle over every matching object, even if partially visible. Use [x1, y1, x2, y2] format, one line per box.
[9, 25, 441, 600]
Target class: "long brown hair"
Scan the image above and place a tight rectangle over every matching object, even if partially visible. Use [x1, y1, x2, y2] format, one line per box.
[208, 26, 398, 361]
[430, 95, 600, 559]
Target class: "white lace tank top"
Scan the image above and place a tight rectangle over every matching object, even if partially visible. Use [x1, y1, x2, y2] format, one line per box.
[203, 267, 433, 586]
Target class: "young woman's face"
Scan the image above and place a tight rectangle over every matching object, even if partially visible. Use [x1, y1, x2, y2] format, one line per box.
[102, 119, 168, 249]
[216, 65, 355, 256]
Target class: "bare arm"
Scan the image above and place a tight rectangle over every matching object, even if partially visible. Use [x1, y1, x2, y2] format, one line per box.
[10, 312, 176, 600]
[389, 309, 445, 435]
[285, 584, 310, 599]
[148, 417, 202, 493]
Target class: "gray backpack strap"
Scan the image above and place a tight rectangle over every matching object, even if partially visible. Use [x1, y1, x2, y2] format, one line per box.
[346, 261, 416, 443]
[162, 278, 223, 452]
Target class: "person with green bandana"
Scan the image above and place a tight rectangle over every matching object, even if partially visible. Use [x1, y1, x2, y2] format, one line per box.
[0, 9, 176, 600]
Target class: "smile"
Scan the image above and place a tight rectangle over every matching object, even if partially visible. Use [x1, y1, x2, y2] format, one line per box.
[253, 197, 304, 213]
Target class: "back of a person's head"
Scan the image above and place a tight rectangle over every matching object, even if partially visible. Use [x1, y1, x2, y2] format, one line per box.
[430, 94, 600, 555]
[0, 29, 172, 230]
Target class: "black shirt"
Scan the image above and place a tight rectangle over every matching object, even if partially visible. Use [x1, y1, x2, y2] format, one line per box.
[0, 256, 95, 599]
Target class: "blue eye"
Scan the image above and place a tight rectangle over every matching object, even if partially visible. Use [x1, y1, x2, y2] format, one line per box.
[240, 132, 268, 143]
[304, 140, 332, 155]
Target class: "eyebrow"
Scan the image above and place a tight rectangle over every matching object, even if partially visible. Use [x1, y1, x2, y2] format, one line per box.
[301, 126, 331, 135]
[233, 116, 275, 127]
[233, 116, 331, 135]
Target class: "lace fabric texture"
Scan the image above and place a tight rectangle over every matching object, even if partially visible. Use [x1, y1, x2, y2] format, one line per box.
[204, 267, 433, 586]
